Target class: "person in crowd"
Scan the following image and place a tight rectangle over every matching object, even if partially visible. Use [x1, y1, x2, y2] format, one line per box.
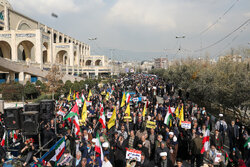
[159, 152, 173, 167]
[215, 114, 227, 145]
[0, 74, 249, 167]
[227, 120, 239, 151]
[19, 138, 35, 167]
[58, 150, 73, 167]
[72, 151, 82, 167]
[102, 154, 113, 167]
[190, 132, 203, 167]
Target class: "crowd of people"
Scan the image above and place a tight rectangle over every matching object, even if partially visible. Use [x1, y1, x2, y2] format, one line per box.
[0, 74, 249, 167]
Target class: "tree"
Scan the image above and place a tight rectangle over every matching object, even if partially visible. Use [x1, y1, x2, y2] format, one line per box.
[24, 81, 40, 100]
[45, 65, 64, 99]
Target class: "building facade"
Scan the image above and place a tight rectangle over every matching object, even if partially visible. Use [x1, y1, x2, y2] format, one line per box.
[0, 0, 110, 83]
[154, 58, 168, 69]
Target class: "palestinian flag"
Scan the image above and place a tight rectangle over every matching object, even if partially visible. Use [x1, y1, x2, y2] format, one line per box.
[71, 103, 79, 115]
[63, 111, 78, 121]
[201, 129, 210, 154]
[164, 106, 173, 126]
[95, 133, 104, 162]
[73, 116, 80, 136]
[0, 132, 6, 146]
[39, 137, 65, 165]
[99, 103, 106, 129]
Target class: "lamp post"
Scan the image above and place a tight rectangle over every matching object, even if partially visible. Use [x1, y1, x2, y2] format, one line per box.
[175, 35, 186, 60]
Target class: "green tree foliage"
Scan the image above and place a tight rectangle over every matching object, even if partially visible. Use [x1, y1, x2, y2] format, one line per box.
[152, 59, 250, 122]
[24, 81, 40, 99]
[35, 80, 48, 93]
[1, 83, 23, 101]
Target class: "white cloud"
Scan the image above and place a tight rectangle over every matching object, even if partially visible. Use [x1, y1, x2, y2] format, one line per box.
[107, 0, 177, 31]
[10, 0, 80, 15]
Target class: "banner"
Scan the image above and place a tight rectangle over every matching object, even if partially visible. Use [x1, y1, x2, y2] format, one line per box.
[107, 111, 113, 119]
[146, 121, 156, 129]
[126, 149, 141, 162]
[181, 121, 191, 129]
[123, 116, 132, 122]
[132, 97, 142, 103]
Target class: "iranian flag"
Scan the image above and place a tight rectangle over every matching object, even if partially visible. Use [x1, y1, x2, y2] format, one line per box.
[1, 132, 6, 146]
[81, 93, 85, 103]
[164, 106, 173, 126]
[39, 137, 66, 165]
[99, 103, 106, 129]
[201, 129, 210, 154]
[12, 130, 18, 143]
[73, 116, 80, 136]
[126, 93, 131, 103]
[95, 133, 104, 162]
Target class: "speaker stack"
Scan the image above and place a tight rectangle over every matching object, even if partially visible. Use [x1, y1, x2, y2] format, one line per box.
[21, 111, 39, 135]
[3, 107, 22, 130]
[3, 100, 55, 135]
[40, 100, 55, 121]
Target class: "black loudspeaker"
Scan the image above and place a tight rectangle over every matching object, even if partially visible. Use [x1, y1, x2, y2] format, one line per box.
[4, 107, 22, 130]
[24, 103, 40, 112]
[40, 100, 55, 121]
[21, 111, 39, 135]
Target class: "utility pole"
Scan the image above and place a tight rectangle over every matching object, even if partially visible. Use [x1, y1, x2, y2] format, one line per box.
[176, 36, 185, 60]
[110, 49, 115, 77]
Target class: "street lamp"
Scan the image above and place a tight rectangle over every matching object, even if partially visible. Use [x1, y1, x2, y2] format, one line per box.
[88, 37, 97, 41]
[175, 35, 186, 59]
[176, 36, 185, 39]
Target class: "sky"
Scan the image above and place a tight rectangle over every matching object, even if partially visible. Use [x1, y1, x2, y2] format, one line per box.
[9, 0, 250, 61]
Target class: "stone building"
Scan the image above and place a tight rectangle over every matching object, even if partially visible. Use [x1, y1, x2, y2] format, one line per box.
[0, 0, 110, 83]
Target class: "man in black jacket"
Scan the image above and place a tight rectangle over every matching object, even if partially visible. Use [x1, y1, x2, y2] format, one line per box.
[139, 152, 152, 167]
[137, 140, 149, 159]
[228, 120, 239, 151]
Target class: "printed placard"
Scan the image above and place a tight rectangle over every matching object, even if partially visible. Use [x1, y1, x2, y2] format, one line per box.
[181, 121, 191, 129]
[107, 112, 113, 119]
[126, 149, 142, 162]
[146, 121, 156, 129]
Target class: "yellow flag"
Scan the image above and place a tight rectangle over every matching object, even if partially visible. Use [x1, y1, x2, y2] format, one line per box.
[121, 93, 126, 107]
[87, 90, 92, 101]
[142, 105, 146, 117]
[175, 106, 179, 117]
[67, 88, 71, 101]
[125, 103, 130, 116]
[105, 92, 110, 100]
[73, 91, 76, 100]
[81, 101, 87, 123]
[108, 107, 116, 129]
[179, 105, 184, 126]
[170, 119, 172, 127]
